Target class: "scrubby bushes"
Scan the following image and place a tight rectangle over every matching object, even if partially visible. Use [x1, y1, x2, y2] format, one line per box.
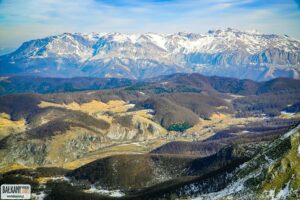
[167, 122, 192, 132]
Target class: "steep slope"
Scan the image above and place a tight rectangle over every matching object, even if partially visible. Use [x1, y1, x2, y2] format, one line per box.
[0, 98, 167, 169]
[1, 29, 299, 80]
[193, 123, 300, 199]
[142, 124, 300, 199]
[67, 154, 193, 191]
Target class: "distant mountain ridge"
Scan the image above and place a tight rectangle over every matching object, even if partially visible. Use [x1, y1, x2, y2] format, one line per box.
[0, 28, 300, 80]
[1, 73, 300, 96]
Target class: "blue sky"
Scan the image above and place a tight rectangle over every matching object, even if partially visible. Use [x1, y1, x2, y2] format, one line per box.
[0, 0, 300, 49]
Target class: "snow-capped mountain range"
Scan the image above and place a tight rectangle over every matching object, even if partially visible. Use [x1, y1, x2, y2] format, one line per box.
[0, 28, 299, 80]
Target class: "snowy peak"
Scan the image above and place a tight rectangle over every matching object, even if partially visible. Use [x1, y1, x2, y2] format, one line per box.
[1, 29, 300, 80]
[10, 33, 100, 60]
[207, 27, 261, 36]
[9, 30, 300, 57]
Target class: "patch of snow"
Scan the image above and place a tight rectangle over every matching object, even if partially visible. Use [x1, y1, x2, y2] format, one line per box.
[63, 176, 71, 182]
[118, 142, 142, 147]
[84, 185, 125, 197]
[268, 190, 276, 200]
[269, 181, 291, 200]
[192, 184, 243, 199]
[281, 124, 300, 139]
[144, 109, 154, 114]
[192, 154, 270, 200]
[238, 162, 247, 169]
[241, 130, 250, 134]
[47, 176, 68, 181]
[281, 111, 295, 115]
[260, 113, 271, 120]
[192, 123, 300, 200]
[145, 33, 167, 50]
[192, 172, 247, 200]
[86, 91, 96, 95]
[31, 191, 47, 200]
[264, 155, 274, 164]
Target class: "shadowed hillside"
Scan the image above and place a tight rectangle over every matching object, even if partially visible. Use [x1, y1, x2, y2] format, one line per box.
[0, 76, 137, 95]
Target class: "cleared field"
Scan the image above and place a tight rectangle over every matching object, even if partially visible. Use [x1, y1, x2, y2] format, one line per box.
[0, 113, 26, 139]
[186, 113, 273, 140]
[38, 100, 134, 115]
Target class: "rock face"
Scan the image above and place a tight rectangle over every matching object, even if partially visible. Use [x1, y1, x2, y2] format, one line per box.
[0, 99, 166, 167]
[156, 124, 300, 200]
[1, 28, 299, 80]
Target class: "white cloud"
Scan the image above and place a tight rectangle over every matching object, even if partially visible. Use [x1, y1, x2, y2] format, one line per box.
[0, 0, 299, 48]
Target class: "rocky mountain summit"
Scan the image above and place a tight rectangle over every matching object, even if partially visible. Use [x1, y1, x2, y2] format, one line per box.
[1, 28, 299, 80]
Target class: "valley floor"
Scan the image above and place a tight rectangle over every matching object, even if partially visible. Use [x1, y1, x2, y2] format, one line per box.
[1, 74, 300, 199]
